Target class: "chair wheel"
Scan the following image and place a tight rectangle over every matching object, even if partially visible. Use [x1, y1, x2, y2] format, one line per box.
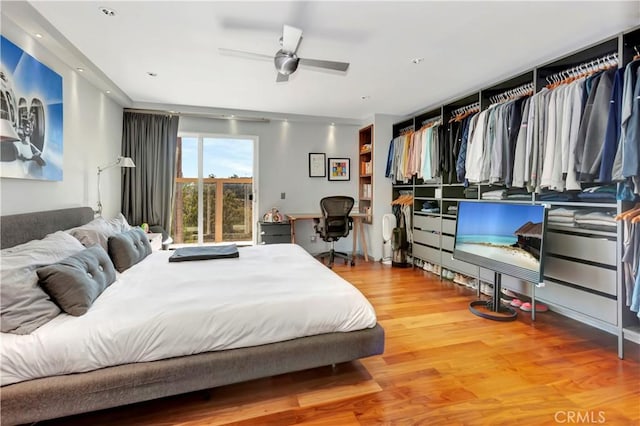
[350, 260, 355, 266]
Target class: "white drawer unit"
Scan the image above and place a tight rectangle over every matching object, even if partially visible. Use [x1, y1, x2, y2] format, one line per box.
[413, 229, 440, 248]
[544, 256, 616, 296]
[441, 235, 455, 252]
[537, 280, 618, 325]
[546, 231, 616, 267]
[413, 243, 440, 264]
[442, 218, 456, 235]
[414, 215, 440, 232]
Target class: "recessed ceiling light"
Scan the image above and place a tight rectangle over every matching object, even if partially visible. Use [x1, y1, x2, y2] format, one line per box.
[147, 72, 157, 77]
[99, 7, 116, 17]
[76, 67, 85, 72]
[105, 90, 111, 94]
[411, 58, 424, 64]
[35, 33, 43, 39]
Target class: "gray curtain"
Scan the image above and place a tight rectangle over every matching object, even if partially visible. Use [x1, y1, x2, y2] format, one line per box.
[121, 112, 179, 232]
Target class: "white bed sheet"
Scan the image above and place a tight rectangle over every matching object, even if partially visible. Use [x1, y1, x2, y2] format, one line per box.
[1, 244, 377, 386]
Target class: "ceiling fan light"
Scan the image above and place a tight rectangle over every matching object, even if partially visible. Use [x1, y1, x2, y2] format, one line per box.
[274, 50, 299, 75]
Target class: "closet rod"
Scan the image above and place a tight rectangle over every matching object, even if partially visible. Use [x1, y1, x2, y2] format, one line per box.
[419, 116, 442, 127]
[398, 125, 414, 135]
[489, 82, 534, 105]
[449, 102, 480, 118]
[544, 52, 618, 86]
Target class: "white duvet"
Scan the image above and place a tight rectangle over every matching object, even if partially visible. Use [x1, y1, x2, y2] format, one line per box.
[0, 244, 377, 386]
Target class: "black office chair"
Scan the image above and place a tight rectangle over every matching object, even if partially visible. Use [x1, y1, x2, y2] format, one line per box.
[314, 196, 355, 268]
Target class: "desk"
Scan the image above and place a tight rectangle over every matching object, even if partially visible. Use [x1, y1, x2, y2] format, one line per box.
[285, 213, 369, 262]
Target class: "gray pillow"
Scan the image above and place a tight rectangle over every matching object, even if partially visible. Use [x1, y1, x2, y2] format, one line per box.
[1, 231, 85, 334]
[108, 228, 152, 272]
[37, 246, 116, 316]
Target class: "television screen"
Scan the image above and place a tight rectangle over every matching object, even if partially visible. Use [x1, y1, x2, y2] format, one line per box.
[453, 201, 548, 284]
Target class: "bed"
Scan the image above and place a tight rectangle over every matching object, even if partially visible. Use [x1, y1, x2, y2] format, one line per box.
[0, 207, 384, 425]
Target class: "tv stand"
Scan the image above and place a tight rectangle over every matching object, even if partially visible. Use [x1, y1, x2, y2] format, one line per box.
[469, 272, 518, 322]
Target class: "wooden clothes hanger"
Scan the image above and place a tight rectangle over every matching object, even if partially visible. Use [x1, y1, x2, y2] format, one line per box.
[615, 203, 640, 221]
[391, 193, 413, 206]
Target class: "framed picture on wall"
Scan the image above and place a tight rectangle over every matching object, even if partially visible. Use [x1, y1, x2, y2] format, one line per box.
[328, 158, 350, 181]
[308, 152, 326, 177]
[0, 35, 63, 181]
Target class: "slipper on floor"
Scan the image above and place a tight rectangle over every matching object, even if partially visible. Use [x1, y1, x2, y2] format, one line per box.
[501, 288, 518, 300]
[519, 302, 548, 312]
[510, 299, 523, 307]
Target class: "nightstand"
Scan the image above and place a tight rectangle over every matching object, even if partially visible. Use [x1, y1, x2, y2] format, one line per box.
[258, 221, 291, 244]
[147, 233, 163, 251]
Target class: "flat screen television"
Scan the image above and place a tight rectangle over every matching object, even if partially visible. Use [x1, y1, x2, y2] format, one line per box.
[453, 201, 548, 284]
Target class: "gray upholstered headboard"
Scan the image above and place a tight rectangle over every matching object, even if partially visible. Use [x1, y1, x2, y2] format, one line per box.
[1, 207, 95, 249]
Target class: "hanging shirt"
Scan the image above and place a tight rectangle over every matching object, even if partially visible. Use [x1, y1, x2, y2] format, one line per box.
[385, 138, 395, 179]
[465, 110, 489, 183]
[578, 68, 615, 182]
[512, 98, 531, 188]
[599, 68, 625, 182]
[613, 60, 640, 181]
[622, 65, 640, 182]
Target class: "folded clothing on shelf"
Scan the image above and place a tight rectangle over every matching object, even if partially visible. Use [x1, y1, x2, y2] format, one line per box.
[577, 185, 617, 202]
[505, 188, 532, 200]
[536, 190, 578, 202]
[464, 186, 478, 199]
[421, 200, 440, 213]
[482, 189, 506, 200]
[574, 210, 617, 231]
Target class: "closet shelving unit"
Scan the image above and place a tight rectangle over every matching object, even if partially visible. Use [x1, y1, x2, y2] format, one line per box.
[390, 25, 640, 358]
[358, 125, 374, 224]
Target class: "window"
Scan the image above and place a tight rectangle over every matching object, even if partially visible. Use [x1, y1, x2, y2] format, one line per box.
[172, 136, 254, 244]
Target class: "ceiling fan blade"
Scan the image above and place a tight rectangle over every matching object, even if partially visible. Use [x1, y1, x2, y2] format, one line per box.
[282, 25, 303, 54]
[298, 58, 350, 72]
[276, 73, 289, 83]
[218, 48, 273, 62]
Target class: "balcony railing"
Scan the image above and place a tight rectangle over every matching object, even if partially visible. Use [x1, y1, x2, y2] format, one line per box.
[172, 177, 253, 244]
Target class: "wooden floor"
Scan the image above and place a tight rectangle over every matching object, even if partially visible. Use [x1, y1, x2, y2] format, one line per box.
[43, 260, 640, 426]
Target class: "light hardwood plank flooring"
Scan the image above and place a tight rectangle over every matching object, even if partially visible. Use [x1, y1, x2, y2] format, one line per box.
[41, 259, 640, 425]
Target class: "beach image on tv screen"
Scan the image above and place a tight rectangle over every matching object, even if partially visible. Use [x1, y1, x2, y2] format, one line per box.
[455, 202, 544, 273]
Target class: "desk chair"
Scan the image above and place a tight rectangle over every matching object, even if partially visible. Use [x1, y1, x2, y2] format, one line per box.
[314, 196, 355, 268]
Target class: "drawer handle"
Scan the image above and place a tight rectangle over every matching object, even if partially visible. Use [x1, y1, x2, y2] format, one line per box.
[260, 231, 265, 235]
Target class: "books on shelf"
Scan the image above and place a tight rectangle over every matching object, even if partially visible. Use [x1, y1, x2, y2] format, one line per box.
[362, 183, 372, 198]
[361, 161, 372, 175]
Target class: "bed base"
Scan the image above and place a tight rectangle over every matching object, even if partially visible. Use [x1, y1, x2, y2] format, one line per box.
[2, 324, 384, 425]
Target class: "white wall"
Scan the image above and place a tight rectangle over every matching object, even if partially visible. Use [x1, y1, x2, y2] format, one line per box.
[0, 18, 123, 218]
[178, 116, 361, 254]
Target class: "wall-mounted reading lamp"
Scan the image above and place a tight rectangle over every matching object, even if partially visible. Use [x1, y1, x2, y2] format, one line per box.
[96, 156, 135, 216]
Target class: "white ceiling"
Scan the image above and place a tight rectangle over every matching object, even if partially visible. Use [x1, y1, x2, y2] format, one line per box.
[5, 1, 640, 122]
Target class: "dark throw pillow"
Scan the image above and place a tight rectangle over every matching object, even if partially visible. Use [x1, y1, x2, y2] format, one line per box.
[108, 228, 152, 272]
[37, 245, 117, 316]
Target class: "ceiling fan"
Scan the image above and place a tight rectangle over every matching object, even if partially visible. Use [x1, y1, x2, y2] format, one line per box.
[219, 25, 350, 82]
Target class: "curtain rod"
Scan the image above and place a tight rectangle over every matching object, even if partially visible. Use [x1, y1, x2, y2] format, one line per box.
[124, 108, 271, 123]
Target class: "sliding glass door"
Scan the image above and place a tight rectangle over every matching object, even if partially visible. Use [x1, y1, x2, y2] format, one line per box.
[172, 136, 254, 244]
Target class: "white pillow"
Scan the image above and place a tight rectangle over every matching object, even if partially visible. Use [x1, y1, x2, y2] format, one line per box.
[67, 216, 116, 251]
[106, 213, 132, 233]
[1, 231, 85, 334]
